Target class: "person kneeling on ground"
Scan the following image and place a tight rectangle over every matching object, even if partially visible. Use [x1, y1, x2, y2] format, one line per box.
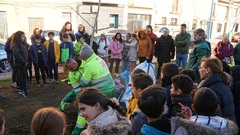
[171, 87, 238, 135]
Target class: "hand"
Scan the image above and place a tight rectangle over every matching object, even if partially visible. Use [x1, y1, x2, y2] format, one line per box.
[146, 56, 150, 59]
[111, 97, 119, 105]
[179, 102, 192, 119]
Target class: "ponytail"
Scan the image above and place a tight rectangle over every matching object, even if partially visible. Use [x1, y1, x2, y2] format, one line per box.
[108, 100, 125, 116]
[220, 72, 231, 86]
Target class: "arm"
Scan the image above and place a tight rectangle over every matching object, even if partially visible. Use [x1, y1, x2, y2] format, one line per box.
[60, 32, 63, 42]
[110, 41, 117, 55]
[117, 43, 124, 54]
[177, 33, 191, 46]
[131, 113, 146, 135]
[191, 47, 207, 72]
[43, 45, 48, 66]
[174, 34, 180, 47]
[225, 43, 234, 57]
[74, 42, 80, 54]
[56, 42, 60, 63]
[70, 33, 75, 42]
[147, 38, 152, 58]
[171, 38, 175, 59]
[5, 40, 11, 53]
[213, 43, 224, 59]
[154, 39, 160, 57]
[80, 64, 92, 87]
[70, 43, 74, 58]
[29, 46, 37, 66]
[125, 40, 137, 48]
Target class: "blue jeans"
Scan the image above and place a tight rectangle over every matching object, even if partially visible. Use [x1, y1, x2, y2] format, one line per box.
[176, 53, 188, 69]
[121, 60, 130, 72]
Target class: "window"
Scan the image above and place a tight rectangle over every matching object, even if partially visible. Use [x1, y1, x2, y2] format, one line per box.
[170, 18, 177, 25]
[62, 12, 71, 24]
[127, 14, 151, 33]
[110, 14, 119, 28]
[232, 8, 238, 17]
[192, 19, 197, 30]
[217, 23, 222, 32]
[28, 17, 44, 33]
[0, 11, 8, 40]
[172, 0, 179, 13]
[162, 17, 166, 25]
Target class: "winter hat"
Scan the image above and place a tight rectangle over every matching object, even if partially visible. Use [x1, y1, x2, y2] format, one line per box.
[80, 45, 94, 58]
[101, 32, 107, 37]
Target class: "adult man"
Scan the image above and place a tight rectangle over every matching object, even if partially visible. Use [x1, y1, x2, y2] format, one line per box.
[44, 31, 60, 83]
[155, 28, 175, 79]
[59, 45, 116, 111]
[174, 24, 191, 69]
[146, 25, 158, 63]
[187, 28, 211, 78]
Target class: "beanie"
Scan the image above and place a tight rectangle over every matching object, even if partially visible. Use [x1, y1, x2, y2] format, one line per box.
[80, 45, 94, 58]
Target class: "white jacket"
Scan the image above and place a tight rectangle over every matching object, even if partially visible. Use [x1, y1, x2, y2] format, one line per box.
[125, 39, 138, 61]
[97, 39, 109, 58]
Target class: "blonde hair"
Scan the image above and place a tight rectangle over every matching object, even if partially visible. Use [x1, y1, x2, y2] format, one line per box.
[31, 107, 66, 135]
[201, 58, 231, 86]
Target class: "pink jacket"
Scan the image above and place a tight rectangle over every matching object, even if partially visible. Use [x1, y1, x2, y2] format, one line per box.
[214, 41, 234, 60]
[110, 39, 123, 59]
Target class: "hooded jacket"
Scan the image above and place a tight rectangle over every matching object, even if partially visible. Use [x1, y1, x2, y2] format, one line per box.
[80, 106, 131, 135]
[137, 30, 152, 57]
[110, 39, 123, 59]
[171, 116, 238, 135]
[12, 43, 29, 67]
[44, 40, 60, 64]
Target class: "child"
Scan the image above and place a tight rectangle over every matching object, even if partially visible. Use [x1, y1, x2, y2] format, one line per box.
[77, 88, 131, 135]
[169, 74, 193, 117]
[97, 32, 109, 64]
[161, 62, 179, 110]
[74, 35, 86, 57]
[138, 85, 171, 135]
[0, 109, 5, 135]
[31, 107, 66, 135]
[126, 34, 138, 72]
[179, 69, 198, 88]
[60, 33, 74, 82]
[44, 31, 60, 83]
[171, 87, 238, 135]
[130, 73, 153, 134]
[122, 33, 131, 72]
[109, 32, 123, 75]
[29, 34, 48, 86]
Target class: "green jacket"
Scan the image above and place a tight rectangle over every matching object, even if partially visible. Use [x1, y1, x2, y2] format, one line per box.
[74, 41, 86, 56]
[68, 60, 85, 88]
[79, 53, 116, 97]
[187, 38, 211, 76]
[174, 32, 191, 54]
[234, 43, 240, 63]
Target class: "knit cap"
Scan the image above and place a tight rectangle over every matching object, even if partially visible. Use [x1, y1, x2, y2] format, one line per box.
[80, 45, 94, 58]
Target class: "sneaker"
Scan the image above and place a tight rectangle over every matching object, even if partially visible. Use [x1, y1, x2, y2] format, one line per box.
[0, 95, 5, 99]
[22, 92, 28, 97]
[49, 79, 54, 83]
[44, 80, 47, 86]
[37, 81, 40, 87]
[55, 79, 59, 84]
[16, 86, 21, 91]
[12, 82, 17, 87]
[18, 90, 24, 95]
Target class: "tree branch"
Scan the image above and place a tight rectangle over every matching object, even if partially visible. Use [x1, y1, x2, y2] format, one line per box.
[64, 1, 94, 28]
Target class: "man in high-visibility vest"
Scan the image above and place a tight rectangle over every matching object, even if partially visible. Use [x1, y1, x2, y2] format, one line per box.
[58, 45, 116, 135]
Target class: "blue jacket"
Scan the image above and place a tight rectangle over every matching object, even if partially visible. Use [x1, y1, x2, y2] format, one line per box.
[141, 124, 170, 135]
[29, 44, 48, 67]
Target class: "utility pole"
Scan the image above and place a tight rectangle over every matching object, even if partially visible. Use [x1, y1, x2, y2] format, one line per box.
[207, 0, 214, 41]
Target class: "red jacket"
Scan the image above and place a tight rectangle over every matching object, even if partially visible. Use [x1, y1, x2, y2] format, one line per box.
[148, 32, 158, 55]
[213, 41, 234, 60]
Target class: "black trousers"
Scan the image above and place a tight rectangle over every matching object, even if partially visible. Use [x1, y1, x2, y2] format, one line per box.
[34, 62, 46, 82]
[17, 66, 27, 92]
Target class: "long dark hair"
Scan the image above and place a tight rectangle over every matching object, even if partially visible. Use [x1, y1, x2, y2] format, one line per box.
[114, 32, 123, 43]
[14, 31, 25, 51]
[61, 21, 72, 32]
[77, 88, 124, 116]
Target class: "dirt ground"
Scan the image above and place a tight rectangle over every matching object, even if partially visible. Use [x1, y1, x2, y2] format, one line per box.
[0, 74, 78, 135]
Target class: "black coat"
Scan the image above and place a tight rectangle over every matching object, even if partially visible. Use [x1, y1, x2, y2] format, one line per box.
[155, 35, 175, 62]
[198, 73, 236, 122]
[12, 43, 29, 67]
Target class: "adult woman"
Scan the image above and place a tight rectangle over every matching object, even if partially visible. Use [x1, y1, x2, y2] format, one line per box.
[109, 32, 123, 75]
[31, 107, 66, 135]
[5, 32, 18, 87]
[97, 32, 109, 64]
[198, 58, 236, 122]
[60, 21, 75, 42]
[213, 36, 234, 64]
[75, 24, 89, 42]
[30, 28, 46, 45]
[13, 31, 29, 97]
[78, 88, 131, 135]
[137, 30, 151, 63]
